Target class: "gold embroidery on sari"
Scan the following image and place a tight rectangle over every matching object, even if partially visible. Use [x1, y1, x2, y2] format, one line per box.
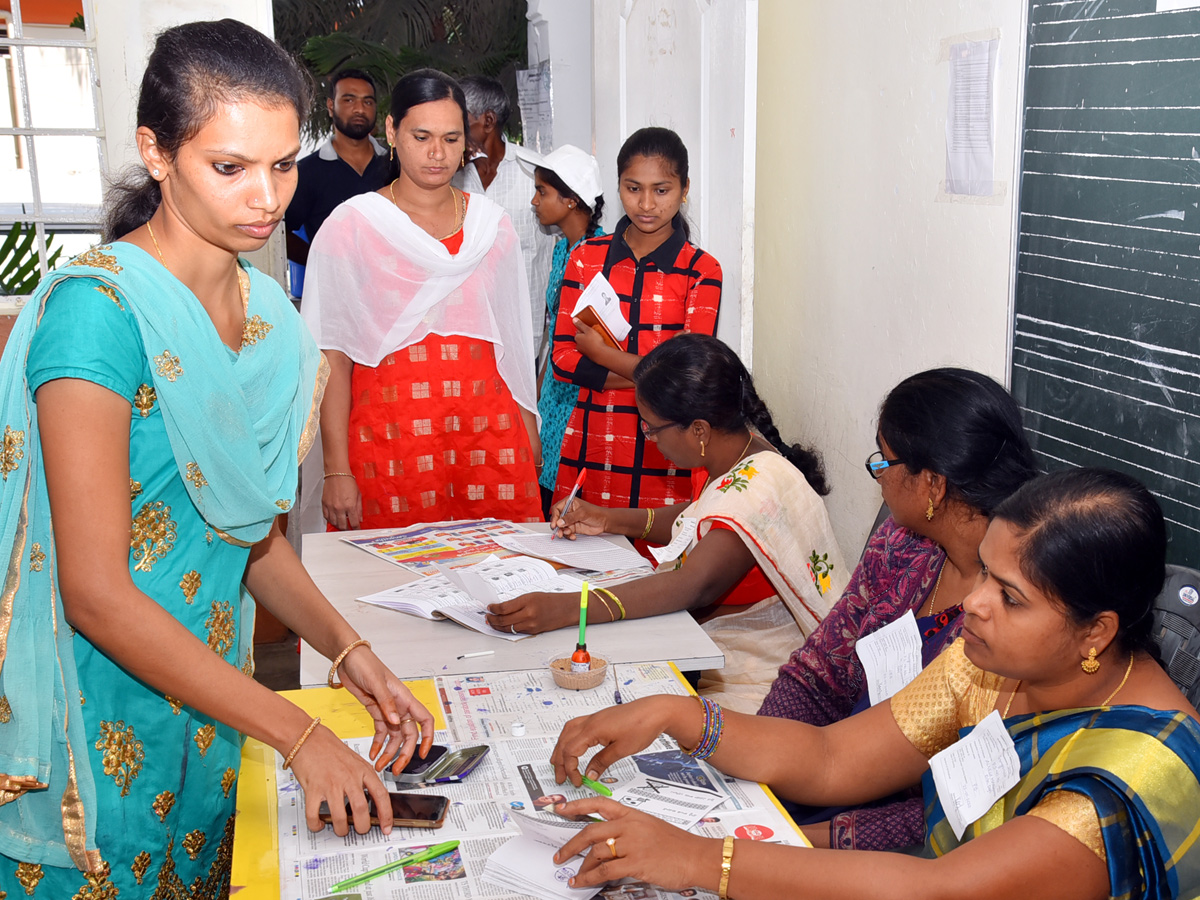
[201, 816, 237, 898]
[133, 384, 156, 417]
[149, 834, 187, 898]
[131, 852, 151, 886]
[0, 426, 25, 481]
[131, 501, 177, 572]
[95, 720, 144, 797]
[182, 829, 206, 861]
[241, 315, 273, 347]
[0, 696, 10, 722]
[0, 489, 27, 677]
[205, 600, 235, 658]
[67, 247, 121, 274]
[129, 479, 143, 501]
[276, 499, 292, 511]
[165, 696, 182, 715]
[153, 351, 183, 382]
[70, 859, 118, 900]
[221, 766, 236, 798]
[80, 691, 85, 705]
[14, 862, 42, 895]
[212, 527, 253, 548]
[28, 543, 44, 572]
[180, 570, 200, 604]
[152, 790, 175, 822]
[241, 650, 254, 677]
[298, 352, 331, 464]
[194, 723, 215, 757]
[93, 284, 123, 311]
[61, 709, 102, 873]
[185, 462, 207, 490]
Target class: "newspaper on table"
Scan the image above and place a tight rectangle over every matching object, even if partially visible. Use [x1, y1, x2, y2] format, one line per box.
[341, 519, 529, 573]
[492, 527, 652, 572]
[276, 665, 807, 900]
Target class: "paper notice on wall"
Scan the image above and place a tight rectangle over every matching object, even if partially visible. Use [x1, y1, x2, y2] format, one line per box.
[517, 60, 553, 153]
[945, 38, 998, 196]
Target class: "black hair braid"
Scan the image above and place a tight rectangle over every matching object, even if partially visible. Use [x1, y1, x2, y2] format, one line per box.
[741, 381, 830, 496]
[586, 195, 606, 239]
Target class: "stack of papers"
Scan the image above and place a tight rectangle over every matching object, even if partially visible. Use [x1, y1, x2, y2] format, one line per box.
[481, 811, 598, 900]
[493, 529, 652, 572]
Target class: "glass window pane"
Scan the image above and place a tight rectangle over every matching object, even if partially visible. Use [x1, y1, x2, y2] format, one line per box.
[48, 231, 99, 266]
[26, 43, 95, 130]
[0, 49, 30, 129]
[0, 135, 34, 212]
[31, 134, 102, 206]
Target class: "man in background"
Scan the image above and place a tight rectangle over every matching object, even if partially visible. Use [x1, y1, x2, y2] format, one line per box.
[453, 75, 554, 357]
[286, 68, 390, 275]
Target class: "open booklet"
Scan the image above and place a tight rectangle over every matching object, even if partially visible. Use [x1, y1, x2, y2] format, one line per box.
[571, 272, 631, 349]
[356, 554, 586, 640]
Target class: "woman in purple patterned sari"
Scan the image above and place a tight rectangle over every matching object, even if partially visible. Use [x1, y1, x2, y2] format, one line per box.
[757, 368, 1036, 851]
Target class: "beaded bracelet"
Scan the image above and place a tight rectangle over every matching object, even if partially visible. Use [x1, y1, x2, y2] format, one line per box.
[282, 715, 321, 770]
[638, 507, 655, 541]
[327, 638, 371, 689]
[683, 696, 724, 760]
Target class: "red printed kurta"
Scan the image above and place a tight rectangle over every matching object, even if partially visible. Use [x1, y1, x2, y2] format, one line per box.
[551, 217, 722, 509]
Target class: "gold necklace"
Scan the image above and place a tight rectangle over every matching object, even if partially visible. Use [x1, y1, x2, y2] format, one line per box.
[146, 220, 167, 267]
[923, 566, 945, 617]
[390, 181, 463, 239]
[1003, 651, 1135, 718]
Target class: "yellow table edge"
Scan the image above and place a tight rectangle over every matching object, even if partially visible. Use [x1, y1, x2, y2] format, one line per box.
[231, 667, 809, 897]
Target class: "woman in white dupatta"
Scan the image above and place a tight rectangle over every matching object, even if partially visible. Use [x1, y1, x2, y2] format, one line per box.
[487, 334, 848, 713]
[303, 69, 542, 531]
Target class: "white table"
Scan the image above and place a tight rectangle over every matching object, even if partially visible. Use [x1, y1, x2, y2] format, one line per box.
[299, 525, 725, 685]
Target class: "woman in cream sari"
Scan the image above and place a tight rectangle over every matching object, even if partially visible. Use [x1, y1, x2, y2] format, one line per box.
[487, 334, 847, 713]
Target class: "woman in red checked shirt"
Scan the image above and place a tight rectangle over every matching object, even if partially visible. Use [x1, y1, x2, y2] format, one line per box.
[551, 127, 722, 513]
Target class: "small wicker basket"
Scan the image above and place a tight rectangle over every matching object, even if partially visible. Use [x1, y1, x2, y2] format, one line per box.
[549, 655, 608, 690]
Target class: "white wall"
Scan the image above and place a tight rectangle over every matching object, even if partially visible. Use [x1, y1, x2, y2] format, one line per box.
[753, 2, 1026, 556]
[93, 0, 283, 282]
[527, 0, 594, 153]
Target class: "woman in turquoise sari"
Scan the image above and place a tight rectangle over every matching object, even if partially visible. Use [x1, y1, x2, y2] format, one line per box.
[0, 20, 433, 899]
[546, 468, 1200, 900]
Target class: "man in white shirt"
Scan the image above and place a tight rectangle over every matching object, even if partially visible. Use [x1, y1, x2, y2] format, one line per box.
[453, 75, 555, 359]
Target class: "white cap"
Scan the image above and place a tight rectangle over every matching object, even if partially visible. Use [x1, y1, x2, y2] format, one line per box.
[513, 144, 604, 207]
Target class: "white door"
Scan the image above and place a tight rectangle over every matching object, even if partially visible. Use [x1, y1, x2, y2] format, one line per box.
[591, 0, 758, 360]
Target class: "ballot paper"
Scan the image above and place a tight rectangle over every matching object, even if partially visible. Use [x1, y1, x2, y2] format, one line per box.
[928, 710, 1021, 839]
[610, 775, 724, 829]
[493, 528, 651, 572]
[482, 811, 598, 900]
[855, 610, 924, 705]
[647, 518, 698, 566]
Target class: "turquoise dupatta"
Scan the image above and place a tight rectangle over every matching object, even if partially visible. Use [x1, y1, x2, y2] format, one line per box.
[923, 706, 1200, 900]
[0, 243, 325, 870]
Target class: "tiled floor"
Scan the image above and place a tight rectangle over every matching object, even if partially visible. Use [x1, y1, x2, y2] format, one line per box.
[252, 634, 302, 692]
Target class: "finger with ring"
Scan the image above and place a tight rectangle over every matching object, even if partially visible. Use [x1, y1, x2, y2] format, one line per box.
[606, 837, 619, 859]
[510, 624, 518, 634]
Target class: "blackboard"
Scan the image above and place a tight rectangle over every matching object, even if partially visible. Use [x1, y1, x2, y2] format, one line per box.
[1013, 0, 1200, 566]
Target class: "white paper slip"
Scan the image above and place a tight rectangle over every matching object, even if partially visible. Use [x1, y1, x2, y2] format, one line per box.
[647, 517, 697, 566]
[611, 775, 725, 830]
[928, 709, 1021, 839]
[570, 272, 631, 341]
[856, 610, 924, 705]
[482, 810, 597, 900]
[493, 529, 651, 571]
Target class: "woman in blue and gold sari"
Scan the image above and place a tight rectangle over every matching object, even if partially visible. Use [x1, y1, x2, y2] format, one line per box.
[545, 468, 1200, 900]
[0, 20, 434, 899]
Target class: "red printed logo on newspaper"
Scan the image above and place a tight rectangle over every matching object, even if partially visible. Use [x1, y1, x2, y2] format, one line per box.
[734, 824, 773, 841]
[468, 687, 491, 696]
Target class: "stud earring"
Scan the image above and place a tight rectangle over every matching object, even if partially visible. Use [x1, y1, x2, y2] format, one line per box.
[152, 168, 160, 177]
[925, 498, 935, 521]
[1082, 647, 1100, 675]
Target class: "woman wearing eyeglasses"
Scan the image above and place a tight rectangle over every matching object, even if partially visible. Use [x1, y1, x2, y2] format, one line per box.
[757, 367, 1037, 851]
[486, 334, 848, 713]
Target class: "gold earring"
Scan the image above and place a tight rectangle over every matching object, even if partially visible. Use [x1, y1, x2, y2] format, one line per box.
[1082, 647, 1100, 675]
[389, 143, 395, 162]
[925, 498, 935, 521]
[700, 440, 706, 458]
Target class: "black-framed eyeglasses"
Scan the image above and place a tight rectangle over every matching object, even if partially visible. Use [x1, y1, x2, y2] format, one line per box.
[640, 419, 681, 439]
[865, 450, 905, 480]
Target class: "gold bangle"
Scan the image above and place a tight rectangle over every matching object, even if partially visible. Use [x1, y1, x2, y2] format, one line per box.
[323, 472, 354, 479]
[718, 835, 735, 899]
[596, 587, 626, 620]
[593, 592, 616, 622]
[638, 507, 655, 541]
[282, 715, 321, 770]
[327, 638, 371, 688]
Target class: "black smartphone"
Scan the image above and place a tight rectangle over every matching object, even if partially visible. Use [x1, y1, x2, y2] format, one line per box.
[394, 744, 449, 783]
[317, 791, 449, 828]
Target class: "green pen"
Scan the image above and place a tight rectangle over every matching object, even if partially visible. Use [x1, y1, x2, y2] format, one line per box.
[580, 775, 612, 797]
[328, 839, 460, 892]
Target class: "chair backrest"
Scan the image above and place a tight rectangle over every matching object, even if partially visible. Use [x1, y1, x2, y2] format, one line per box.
[859, 502, 892, 562]
[1150, 564, 1200, 706]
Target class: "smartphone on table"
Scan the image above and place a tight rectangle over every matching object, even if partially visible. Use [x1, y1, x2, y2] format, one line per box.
[317, 791, 449, 828]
